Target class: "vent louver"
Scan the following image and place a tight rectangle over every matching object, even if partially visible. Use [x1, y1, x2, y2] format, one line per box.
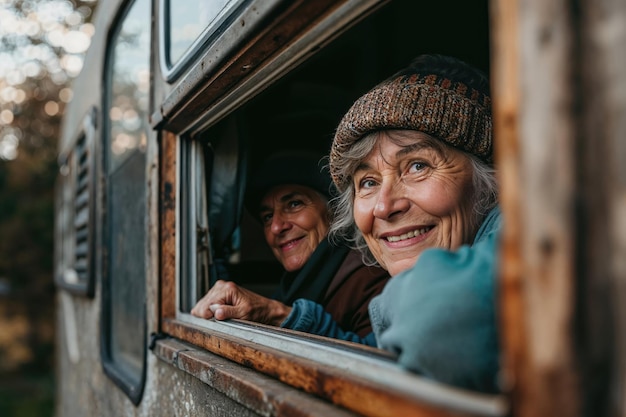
[73, 134, 89, 282]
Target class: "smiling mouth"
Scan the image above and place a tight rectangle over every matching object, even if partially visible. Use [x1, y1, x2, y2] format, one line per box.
[280, 237, 303, 250]
[385, 227, 432, 242]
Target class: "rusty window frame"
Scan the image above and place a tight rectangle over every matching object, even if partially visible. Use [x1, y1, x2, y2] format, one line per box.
[159, 125, 507, 416]
[154, 1, 509, 416]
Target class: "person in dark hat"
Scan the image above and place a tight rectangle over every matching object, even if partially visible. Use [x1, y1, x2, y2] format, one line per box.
[243, 151, 334, 276]
[192, 150, 390, 337]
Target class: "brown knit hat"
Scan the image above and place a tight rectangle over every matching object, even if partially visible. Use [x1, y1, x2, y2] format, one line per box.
[330, 64, 492, 191]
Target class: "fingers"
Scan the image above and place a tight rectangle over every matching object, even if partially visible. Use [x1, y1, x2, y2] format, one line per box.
[211, 304, 234, 321]
[190, 280, 226, 318]
[189, 280, 286, 324]
[190, 298, 215, 319]
[190, 280, 241, 320]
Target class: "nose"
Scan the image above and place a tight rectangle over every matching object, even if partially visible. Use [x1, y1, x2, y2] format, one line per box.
[372, 178, 410, 220]
[270, 211, 291, 235]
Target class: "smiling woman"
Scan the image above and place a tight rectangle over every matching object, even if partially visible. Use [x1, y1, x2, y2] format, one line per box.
[349, 130, 479, 276]
[274, 53, 502, 393]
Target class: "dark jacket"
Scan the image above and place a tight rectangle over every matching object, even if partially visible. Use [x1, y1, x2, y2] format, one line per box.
[273, 238, 389, 337]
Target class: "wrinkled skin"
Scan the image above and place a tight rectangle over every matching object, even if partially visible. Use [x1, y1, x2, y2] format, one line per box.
[191, 280, 292, 325]
[352, 130, 477, 276]
[259, 184, 329, 272]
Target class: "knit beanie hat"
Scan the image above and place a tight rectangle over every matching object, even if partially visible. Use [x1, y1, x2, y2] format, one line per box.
[245, 150, 333, 216]
[329, 56, 492, 191]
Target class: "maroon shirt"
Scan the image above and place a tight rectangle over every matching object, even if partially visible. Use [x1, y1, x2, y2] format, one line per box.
[322, 250, 390, 337]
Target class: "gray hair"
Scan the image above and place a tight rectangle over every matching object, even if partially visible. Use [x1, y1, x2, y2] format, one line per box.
[328, 131, 499, 266]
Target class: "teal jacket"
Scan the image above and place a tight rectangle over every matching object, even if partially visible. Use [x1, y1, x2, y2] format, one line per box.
[281, 207, 501, 393]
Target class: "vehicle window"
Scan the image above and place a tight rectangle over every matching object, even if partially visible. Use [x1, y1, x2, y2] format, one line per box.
[101, 0, 151, 404]
[179, 138, 212, 311]
[179, 115, 283, 313]
[163, 0, 505, 414]
[182, 0, 491, 312]
[160, 0, 246, 79]
[180, 93, 344, 304]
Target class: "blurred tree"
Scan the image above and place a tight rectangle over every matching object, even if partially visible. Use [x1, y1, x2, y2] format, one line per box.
[0, 1, 98, 415]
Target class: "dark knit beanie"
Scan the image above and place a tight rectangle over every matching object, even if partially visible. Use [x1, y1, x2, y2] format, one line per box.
[330, 61, 493, 191]
[245, 150, 333, 216]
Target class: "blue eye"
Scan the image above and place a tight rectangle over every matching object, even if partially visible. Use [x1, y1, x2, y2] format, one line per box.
[410, 161, 427, 172]
[359, 178, 377, 189]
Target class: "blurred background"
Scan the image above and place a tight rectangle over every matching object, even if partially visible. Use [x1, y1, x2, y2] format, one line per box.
[0, 0, 98, 415]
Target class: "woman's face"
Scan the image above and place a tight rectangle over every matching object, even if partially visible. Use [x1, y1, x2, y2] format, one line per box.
[352, 130, 477, 276]
[259, 184, 329, 272]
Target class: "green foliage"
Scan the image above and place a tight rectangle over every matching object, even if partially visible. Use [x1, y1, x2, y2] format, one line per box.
[0, 372, 55, 417]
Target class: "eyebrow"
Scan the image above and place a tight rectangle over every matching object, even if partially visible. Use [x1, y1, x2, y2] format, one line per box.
[258, 191, 305, 213]
[397, 142, 429, 157]
[354, 142, 430, 175]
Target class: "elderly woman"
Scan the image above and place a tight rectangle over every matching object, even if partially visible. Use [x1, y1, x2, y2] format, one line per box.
[196, 54, 501, 393]
[192, 150, 390, 337]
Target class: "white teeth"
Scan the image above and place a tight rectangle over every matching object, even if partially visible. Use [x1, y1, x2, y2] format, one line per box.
[386, 228, 428, 242]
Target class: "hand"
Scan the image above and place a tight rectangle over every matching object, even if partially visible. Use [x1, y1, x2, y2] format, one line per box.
[190, 280, 292, 326]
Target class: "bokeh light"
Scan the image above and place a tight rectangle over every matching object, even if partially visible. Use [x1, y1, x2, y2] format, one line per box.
[59, 87, 73, 102]
[44, 101, 59, 116]
[0, 0, 97, 160]
[0, 109, 15, 124]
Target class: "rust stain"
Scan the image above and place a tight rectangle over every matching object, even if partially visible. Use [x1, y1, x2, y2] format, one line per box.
[161, 320, 487, 417]
[160, 131, 177, 320]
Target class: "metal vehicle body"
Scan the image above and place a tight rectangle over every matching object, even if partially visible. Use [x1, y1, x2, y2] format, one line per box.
[53, 0, 626, 416]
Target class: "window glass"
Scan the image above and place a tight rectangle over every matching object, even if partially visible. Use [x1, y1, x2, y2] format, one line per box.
[164, 0, 245, 69]
[178, 117, 278, 312]
[102, 0, 151, 403]
[179, 139, 212, 311]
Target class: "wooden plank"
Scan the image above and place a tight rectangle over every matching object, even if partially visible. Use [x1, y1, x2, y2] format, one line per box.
[490, 0, 527, 413]
[154, 337, 361, 417]
[161, 319, 505, 417]
[578, 0, 626, 414]
[160, 130, 177, 320]
[492, 0, 581, 415]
